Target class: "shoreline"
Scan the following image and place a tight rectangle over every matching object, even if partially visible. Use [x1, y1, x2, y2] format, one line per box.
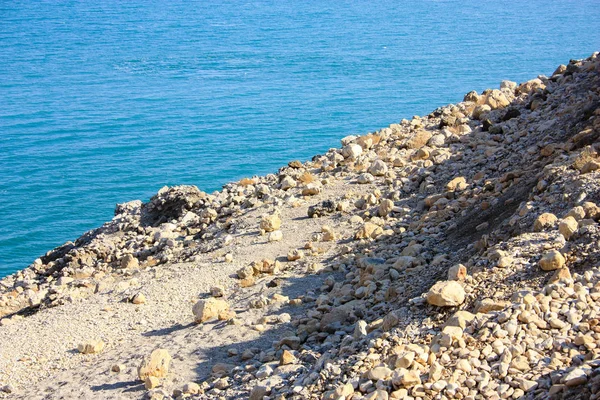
[1, 52, 599, 399]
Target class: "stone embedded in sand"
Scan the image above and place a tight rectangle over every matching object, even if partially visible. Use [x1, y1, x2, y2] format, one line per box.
[77, 339, 105, 354]
[447, 264, 467, 281]
[406, 130, 432, 149]
[120, 254, 139, 269]
[559, 216, 579, 240]
[533, 213, 558, 232]
[193, 298, 230, 323]
[224, 253, 233, 263]
[426, 281, 465, 307]
[302, 182, 322, 196]
[321, 225, 336, 242]
[539, 250, 566, 271]
[357, 173, 374, 184]
[138, 349, 171, 380]
[111, 364, 126, 373]
[253, 259, 278, 274]
[210, 286, 224, 297]
[268, 230, 283, 242]
[367, 160, 388, 177]
[131, 293, 147, 304]
[287, 249, 304, 261]
[260, 214, 281, 232]
[145, 376, 160, 389]
[355, 222, 383, 240]
[237, 265, 254, 279]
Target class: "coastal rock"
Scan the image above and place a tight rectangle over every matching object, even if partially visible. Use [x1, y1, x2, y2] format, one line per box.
[539, 250, 566, 271]
[77, 340, 105, 354]
[138, 349, 171, 380]
[426, 281, 465, 307]
[193, 298, 230, 323]
[120, 254, 139, 269]
[260, 214, 281, 232]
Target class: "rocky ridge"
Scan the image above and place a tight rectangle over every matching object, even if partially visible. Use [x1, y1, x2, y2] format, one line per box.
[0, 52, 599, 399]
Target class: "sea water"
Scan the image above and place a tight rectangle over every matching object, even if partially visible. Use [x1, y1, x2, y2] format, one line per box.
[1, 0, 599, 277]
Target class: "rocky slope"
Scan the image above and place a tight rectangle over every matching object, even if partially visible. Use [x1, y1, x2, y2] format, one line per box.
[1, 52, 599, 400]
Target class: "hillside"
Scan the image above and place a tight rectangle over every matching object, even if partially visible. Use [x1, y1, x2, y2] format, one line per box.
[1, 52, 599, 399]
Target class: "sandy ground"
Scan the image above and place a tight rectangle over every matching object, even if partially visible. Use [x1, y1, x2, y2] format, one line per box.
[0, 176, 366, 399]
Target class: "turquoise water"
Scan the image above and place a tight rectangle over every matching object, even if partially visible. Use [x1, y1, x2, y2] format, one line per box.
[0, 1, 598, 277]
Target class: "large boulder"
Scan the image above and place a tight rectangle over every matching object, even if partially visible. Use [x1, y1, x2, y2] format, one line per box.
[193, 298, 230, 323]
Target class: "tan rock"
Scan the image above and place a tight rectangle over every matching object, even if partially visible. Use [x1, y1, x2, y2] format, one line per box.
[378, 199, 394, 217]
[302, 182, 322, 196]
[280, 350, 296, 365]
[287, 249, 304, 261]
[138, 349, 171, 380]
[426, 281, 465, 307]
[446, 177, 467, 191]
[367, 366, 393, 380]
[447, 264, 467, 281]
[323, 383, 354, 400]
[484, 89, 510, 109]
[475, 298, 508, 313]
[145, 376, 160, 389]
[368, 160, 388, 176]
[549, 268, 572, 285]
[559, 216, 578, 240]
[268, 230, 283, 242]
[446, 310, 475, 329]
[77, 339, 105, 354]
[539, 250, 566, 271]
[533, 213, 557, 231]
[182, 382, 201, 395]
[193, 298, 230, 323]
[237, 264, 254, 279]
[260, 214, 281, 232]
[321, 225, 336, 241]
[131, 292, 146, 304]
[406, 130, 432, 149]
[355, 222, 383, 240]
[120, 254, 139, 269]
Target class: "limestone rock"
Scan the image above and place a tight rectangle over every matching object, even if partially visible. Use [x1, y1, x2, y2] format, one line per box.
[145, 376, 160, 389]
[268, 230, 283, 242]
[406, 130, 432, 149]
[120, 254, 139, 269]
[193, 298, 230, 323]
[539, 250, 566, 271]
[426, 281, 465, 307]
[342, 143, 363, 159]
[447, 264, 467, 281]
[77, 340, 105, 354]
[368, 160, 388, 177]
[138, 349, 171, 380]
[355, 222, 383, 240]
[260, 214, 281, 232]
[533, 213, 557, 231]
[559, 216, 578, 240]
